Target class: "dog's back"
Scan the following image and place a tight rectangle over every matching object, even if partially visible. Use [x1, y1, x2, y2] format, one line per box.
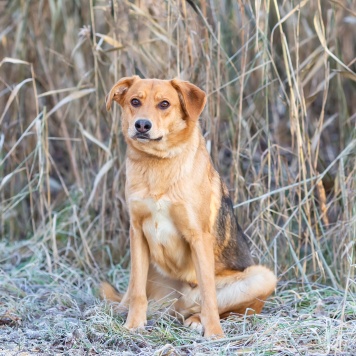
[214, 178, 254, 272]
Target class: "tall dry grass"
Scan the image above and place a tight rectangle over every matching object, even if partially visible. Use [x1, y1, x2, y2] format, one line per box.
[0, 0, 355, 290]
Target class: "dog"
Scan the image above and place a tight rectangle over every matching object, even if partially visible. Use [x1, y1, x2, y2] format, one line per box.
[102, 76, 277, 338]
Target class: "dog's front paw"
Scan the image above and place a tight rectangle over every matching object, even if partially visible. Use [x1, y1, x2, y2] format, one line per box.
[203, 324, 224, 339]
[124, 317, 147, 331]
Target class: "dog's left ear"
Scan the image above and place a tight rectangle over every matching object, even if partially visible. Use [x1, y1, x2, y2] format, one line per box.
[170, 79, 207, 121]
[106, 75, 140, 111]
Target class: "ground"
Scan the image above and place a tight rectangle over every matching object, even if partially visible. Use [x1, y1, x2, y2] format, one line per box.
[1, 243, 355, 355]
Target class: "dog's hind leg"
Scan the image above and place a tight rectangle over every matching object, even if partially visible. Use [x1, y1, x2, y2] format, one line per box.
[176, 265, 276, 330]
[215, 265, 277, 315]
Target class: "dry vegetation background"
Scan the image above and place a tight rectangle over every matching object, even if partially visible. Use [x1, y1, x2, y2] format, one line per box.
[0, 0, 355, 354]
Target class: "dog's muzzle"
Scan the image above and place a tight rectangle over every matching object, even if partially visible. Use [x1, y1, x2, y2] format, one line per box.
[132, 119, 163, 141]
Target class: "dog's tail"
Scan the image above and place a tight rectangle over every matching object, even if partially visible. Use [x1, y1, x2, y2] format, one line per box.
[100, 281, 123, 302]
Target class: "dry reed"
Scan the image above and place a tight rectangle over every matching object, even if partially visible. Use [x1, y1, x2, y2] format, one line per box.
[0, 0, 355, 354]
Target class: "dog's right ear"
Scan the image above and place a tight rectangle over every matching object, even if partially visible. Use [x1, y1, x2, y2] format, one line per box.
[106, 75, 140, 111]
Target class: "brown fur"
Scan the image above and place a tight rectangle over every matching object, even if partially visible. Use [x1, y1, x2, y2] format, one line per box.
[103, 76, 277, 337]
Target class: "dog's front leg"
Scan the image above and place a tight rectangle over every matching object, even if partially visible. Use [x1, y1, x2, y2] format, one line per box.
[124, 225, 150, 330]
[191, 234, 224, 338]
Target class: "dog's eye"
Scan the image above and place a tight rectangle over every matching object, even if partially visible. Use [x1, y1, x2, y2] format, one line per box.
[158, 100, 170, 109]
[131, 98, 141, 107]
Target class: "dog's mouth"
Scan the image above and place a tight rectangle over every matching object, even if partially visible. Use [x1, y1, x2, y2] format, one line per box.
[133, 134, 163, 142]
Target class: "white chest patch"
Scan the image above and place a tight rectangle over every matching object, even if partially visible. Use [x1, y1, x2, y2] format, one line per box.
[129, 197, 196, 283]
[141, 198, 178, 245]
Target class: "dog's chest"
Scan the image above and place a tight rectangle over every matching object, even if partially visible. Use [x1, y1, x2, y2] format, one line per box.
[141, 198, 177, 244]
[130, 197, 196, 282]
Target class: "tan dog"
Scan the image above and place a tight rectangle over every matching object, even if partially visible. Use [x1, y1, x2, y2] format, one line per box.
[102, 76, 277, 337]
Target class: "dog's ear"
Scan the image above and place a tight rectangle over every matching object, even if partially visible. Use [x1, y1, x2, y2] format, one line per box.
[106, 75, 140, 111]
[170, 79, 206, 121]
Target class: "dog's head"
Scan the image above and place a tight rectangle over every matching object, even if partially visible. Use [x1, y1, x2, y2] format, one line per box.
[106, 76, 206, 157]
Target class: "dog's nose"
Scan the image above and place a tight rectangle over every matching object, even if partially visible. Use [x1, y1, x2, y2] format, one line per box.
[134, 119, 152, 133]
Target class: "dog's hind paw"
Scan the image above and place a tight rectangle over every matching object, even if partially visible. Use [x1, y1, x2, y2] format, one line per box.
[184, 314, 203, 334]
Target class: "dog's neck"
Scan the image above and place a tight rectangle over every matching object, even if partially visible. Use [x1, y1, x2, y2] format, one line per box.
[125, 127, 210, 196]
